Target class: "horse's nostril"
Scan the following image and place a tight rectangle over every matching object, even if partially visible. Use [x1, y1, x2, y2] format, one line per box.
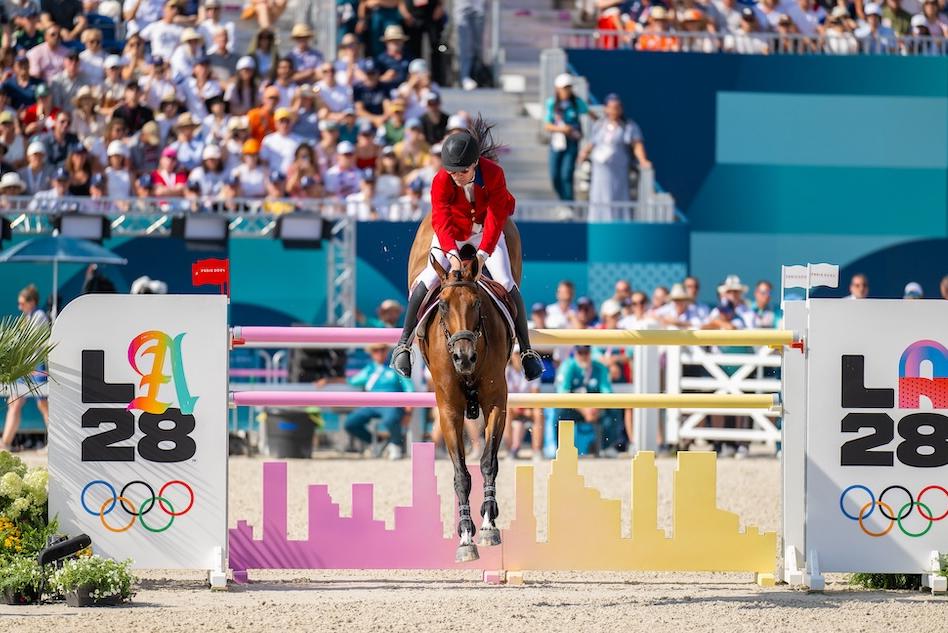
[453, 353, 461, 361]
[470, 354, 477, 363]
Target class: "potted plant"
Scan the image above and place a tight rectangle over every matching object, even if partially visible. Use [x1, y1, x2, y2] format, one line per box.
[50, 555, 135, 607]
[0, 555, 43, 604]
[0, 313, 54, 391]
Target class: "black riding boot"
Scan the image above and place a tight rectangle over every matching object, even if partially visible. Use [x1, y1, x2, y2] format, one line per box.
[510, 287, 544, 381]
[391, 282, 428, 378]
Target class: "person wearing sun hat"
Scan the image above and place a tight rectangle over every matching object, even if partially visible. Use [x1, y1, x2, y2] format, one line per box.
[167, 112, 205, 171]
[654, 283, 703, 329]
[150, 146, 188, 196]
[104, 140, 132, 198]
[377, 24, 410, 85]
[287, 23, 323, 83]
[0, 171, 26, 197]
[344, 342, 414, 460]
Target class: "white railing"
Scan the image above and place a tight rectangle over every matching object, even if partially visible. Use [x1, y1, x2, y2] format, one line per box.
[552, 28, 948, 56]
[664, 344, 782, 446]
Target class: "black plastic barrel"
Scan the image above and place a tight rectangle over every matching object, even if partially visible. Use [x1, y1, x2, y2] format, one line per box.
[265, 409, 316, 459]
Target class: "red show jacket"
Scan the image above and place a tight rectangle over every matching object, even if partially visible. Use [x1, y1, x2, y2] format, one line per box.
[430, 157, 515, 256]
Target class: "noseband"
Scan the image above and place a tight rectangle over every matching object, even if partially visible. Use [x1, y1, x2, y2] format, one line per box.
[439, 278, 486, 358]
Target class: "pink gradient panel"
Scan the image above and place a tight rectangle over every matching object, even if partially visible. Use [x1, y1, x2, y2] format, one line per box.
[229, 443, 502, 574]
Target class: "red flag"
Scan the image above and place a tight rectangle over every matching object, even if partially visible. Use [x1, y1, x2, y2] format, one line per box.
[192, 258, 230, 295]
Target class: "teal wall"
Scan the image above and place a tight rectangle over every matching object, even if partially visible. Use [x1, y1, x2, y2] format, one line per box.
[567, 50, 948, 301]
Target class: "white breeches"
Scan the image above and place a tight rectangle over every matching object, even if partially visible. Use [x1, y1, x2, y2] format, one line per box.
[414, 229, 516, 291]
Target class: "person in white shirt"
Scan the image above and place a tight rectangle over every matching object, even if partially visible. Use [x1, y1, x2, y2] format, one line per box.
[545, 280, 577, 329]
[198, 0, 235, 50]
[725, 8, 772, 53]
[260, 108, 300, 173]
[617, 291, 657, 329]
[105, 140, 132, 198]
[795, 0, 827, 36]
[823, 6, 859, 53]
[712, 0, 744, 33]
[123, 0, 165, 35]
[855, 2, 898, 51]
[139, 56, 177, 112]
[655, 283, 703, 329]
[316, 61, 352, 116]
[170, 28, 206, 82]
[181, 57, 222, 120]
[79, 29, 107, 84]
[230, 138, 267, 198]
[139, 1, 184, 62]
[845, 273, 869, 299]
[324, 140, 362, 197]
[345, 169, 379, 220]
[187, 144, 228, 198]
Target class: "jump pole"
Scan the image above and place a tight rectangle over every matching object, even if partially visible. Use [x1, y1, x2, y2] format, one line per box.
[229, 391, 780, 410]
[231, 326, 797, 348]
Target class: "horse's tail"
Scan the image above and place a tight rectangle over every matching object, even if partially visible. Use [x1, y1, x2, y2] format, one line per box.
[469, 114, 507, 163]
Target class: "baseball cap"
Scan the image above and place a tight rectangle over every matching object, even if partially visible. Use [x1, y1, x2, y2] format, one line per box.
[600, 298, 622, 316]
[27, 141, 46, 155]
[274, 107, 292, 121]
[269, 170, 285, 182]
[107, 140, 129, 157]
[911, 13, 928, 27]
[137, 174, 153, 188]
[531, 302, 546, 313]
[446, 114, 468, 131]
[554, 73, 573, 89]
[408, 178, 424, 193]
[53, 167, 69, 181]
[35, 84, 49, 97]
[575, 345, 592, 354]
[362, 168, 375, 182]
[89, 173, 105, 188]
[576, 296, 594, 309]
[408, 58, 428, 74]
[405, 118, 422, 130]
[904, 282, 923, 298]
[300, 175, 317, 188]
[242, 138, 260, 155]
[741, 7, 756, 20]
[318, 119, 338, 132]
[423, 90, 440, 104]
[381, 145, 395, 156]
[336, 140, 355, 154]
[358, 58, 377, 74]
[104, 54, 124, 69]
[202, 144, 222, 160]
[865, 2, 882, 15]
[161, 146, 178, 159]
[0, 111, 13, 124]
[236, 56, 255, 71]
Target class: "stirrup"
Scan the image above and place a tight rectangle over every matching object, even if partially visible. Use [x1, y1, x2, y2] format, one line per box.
[390, 343, 413, 378]
[520, 348, 544, 381]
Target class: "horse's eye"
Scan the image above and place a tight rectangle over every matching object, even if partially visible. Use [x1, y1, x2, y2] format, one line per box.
[438, 301, 447, 314]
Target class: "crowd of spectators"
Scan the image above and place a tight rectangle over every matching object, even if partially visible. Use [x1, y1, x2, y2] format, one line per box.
[0, 0, 490, 220]
[579, 0, 948, 54]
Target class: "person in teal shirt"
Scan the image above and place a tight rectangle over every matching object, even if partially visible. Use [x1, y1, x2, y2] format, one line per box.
[345, 343, 414, 459]
[555, 346, 612, 454]
[544, 73, 593, 201]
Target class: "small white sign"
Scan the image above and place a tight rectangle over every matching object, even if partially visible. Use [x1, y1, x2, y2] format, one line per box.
[48, 295, 228, 570]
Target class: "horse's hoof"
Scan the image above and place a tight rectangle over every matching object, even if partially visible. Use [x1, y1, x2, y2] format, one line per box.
[476, 528, 501, 547]
[456, 543, 480, 563]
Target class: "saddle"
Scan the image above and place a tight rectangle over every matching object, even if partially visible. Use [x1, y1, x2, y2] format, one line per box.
[414, 277, 517, 344]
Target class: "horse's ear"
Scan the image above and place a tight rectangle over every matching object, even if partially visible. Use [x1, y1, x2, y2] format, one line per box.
[467, 256, 480, 281]
[430, 252, 448, 281]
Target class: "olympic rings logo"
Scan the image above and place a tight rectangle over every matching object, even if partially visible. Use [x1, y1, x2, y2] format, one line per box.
[839, 484, 948, 538]
[81, 480, 195, 533]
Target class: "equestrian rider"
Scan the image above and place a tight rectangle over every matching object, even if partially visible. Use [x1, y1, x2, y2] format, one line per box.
[390, 127, 545, 381]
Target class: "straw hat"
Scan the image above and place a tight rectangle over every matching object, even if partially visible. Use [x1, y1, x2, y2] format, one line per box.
[180, 27, 202, 43]
[175, 112, 199, 129]
[717, 275, 748, 294]
[381, 24, 409, 42]
[72, 85, 97, 106]
[668, 283, 691, 301]
[291, 23, 314, 39]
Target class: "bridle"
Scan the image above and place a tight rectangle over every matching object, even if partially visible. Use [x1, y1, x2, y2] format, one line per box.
[438, 275, 486, 359]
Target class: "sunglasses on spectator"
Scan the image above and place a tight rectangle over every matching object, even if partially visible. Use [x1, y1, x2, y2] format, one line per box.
[631, 300, 645, 306]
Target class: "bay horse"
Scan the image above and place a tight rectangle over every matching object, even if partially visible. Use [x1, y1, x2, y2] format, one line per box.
[408, 212, 522, 562]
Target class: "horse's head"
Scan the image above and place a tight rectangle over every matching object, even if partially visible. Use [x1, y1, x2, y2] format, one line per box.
[431, 251, 483, 377]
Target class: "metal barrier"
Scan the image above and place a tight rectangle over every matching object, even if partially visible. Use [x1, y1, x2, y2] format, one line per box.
[552, 28, 948, 56]
[664, 344, 782, 447]
[0, 194, 678, 236]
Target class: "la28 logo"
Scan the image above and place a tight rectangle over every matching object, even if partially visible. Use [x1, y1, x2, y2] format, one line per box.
[80, 331, 198, 463]
[840, 340, 948, 468]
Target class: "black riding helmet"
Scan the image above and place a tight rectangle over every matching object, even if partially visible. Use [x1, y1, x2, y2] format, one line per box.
[441, 131, 479, 172]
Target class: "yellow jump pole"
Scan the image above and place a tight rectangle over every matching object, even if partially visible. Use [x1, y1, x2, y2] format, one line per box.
[529, 329, 795, 347]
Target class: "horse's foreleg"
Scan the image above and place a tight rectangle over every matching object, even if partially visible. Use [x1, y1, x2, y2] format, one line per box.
[444, 407, 478, 562]
[477, 402, 505, 547]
